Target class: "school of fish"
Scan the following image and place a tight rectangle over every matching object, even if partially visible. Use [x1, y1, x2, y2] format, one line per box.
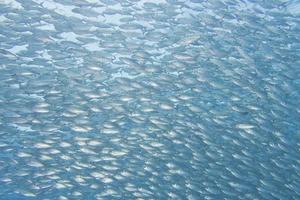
[0, 0, 300, 199]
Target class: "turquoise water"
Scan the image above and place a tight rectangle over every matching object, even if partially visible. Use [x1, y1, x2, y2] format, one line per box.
[0, 0, 300, 199]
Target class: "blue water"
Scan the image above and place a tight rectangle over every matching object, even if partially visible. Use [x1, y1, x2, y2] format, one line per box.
[0, 0, 300, 199]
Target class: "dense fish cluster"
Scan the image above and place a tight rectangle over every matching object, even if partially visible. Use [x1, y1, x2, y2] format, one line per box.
[0, 0, 300, 199]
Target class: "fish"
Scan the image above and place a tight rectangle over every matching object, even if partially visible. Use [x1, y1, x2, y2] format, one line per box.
[0, 0, 299, 199]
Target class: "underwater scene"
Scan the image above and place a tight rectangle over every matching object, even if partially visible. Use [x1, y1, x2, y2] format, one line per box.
[0, 0, 300, 199]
